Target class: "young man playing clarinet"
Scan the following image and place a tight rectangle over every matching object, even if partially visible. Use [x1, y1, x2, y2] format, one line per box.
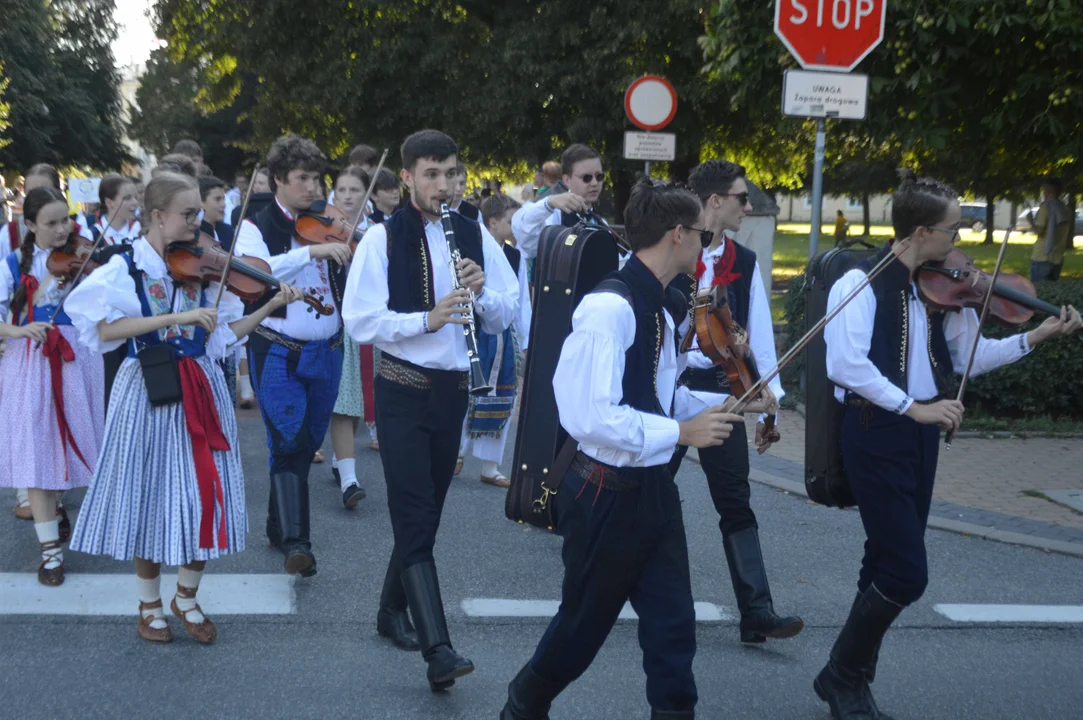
[343, 129, 519, 691]
[668, 160, 804, 644]
[502, 180, 743, 720]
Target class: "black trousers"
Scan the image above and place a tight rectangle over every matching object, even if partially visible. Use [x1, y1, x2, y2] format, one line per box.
[102, 346, 127, 412]
[529, 464, 697, 712]
[668, 421, 756, 537]
[841, 405, 939, 607]
[374, 368, 468, 570]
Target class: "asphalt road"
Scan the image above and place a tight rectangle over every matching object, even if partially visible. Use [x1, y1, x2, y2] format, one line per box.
[2, 413, 1081, 720]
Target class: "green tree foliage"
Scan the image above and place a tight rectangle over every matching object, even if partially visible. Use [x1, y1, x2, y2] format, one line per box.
[0, 0, 128, 171]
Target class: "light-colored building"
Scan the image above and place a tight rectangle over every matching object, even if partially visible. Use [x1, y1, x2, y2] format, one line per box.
[778, 193, 1020, 231]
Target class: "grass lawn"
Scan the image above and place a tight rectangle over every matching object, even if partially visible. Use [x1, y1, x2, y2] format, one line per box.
[768, 223, 1083, 323]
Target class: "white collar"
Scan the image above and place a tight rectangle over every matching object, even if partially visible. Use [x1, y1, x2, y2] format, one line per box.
[32, 242, 48, 259]
[132, 237, 168, 278]
[703, 235, 729, 260]
[275, 197, 295, 221]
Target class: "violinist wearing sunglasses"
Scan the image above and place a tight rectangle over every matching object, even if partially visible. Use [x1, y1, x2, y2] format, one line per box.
[510, 143, 610, 260]
[668, 159, 806, 649]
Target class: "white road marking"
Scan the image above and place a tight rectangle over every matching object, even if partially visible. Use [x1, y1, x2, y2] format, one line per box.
[934, 604, 1083, 623]
[0, 573, 294, 615]
[461, 598, 735, 622]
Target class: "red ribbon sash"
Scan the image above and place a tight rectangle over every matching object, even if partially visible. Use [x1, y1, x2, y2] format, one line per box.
[359, 344, 376, 423]
[178, 357, 231, 550]
[41, 328, 91, 479]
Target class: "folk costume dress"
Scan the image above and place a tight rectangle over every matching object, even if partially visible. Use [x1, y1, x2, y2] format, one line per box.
[0, 245, 104, 492]
[66, 238, 248, 565]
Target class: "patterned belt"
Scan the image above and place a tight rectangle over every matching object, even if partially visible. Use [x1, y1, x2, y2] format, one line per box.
[677, 366, 731, 394]
[570, 452, 640, 492]
[378, 353, 469, 391]
[254, 325, 343, 352]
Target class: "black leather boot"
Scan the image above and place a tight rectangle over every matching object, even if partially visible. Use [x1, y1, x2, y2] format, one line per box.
[377, 551, 419, 651]
[500, 662, 566, 719]
[270, 473, 316, 577]
[402, 561, 473, 692]
[650, 711, 694, 719]
[723, 527, 804, 643]
[266, 477, 281, 548]
[814, 585, 903, 720]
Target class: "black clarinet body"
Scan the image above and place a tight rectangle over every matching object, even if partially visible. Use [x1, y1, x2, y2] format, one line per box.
[439, 202, 493, 396]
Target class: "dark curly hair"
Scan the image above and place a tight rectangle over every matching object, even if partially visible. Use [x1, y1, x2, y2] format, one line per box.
[892, 170, 958, 240]
[267, 134, 326, 192]
[687, 160, 747, 203]
[623, 179, 701, 252]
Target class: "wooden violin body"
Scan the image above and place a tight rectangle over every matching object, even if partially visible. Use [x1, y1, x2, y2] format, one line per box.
[166, 232, 334, 316]
[294, 203, 363, 252]
[47, 237, 101, 284]
[916, 248, 1061, 327]
[689, 285, 780, 439]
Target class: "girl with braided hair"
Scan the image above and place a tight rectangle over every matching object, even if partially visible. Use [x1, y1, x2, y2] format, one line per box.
[0, 187, 105, 586]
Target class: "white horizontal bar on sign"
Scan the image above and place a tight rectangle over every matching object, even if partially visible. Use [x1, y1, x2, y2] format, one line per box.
[934, 604, 1083, 623]
[461, 598, 733, 622]
[0, 573, 294, 615]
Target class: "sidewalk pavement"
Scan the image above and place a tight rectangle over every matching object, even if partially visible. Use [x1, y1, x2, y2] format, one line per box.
[708, 410, 1083, 556]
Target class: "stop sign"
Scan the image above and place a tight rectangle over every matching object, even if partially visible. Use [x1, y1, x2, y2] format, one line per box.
[775, 0, 887, 72]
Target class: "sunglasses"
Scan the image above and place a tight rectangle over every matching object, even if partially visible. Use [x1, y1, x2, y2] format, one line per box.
[578, 173, 605, 184]
[720, 191, 750, 205]
[670, 225, 714, 248]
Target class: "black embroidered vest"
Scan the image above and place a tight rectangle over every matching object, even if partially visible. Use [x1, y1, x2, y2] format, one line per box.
[502, 243, 521, 276]
[386, 202, 484, 313]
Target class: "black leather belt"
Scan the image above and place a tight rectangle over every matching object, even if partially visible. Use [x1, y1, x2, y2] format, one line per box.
[570, 452, 640, 492]
[677, 366, 731, 394]
[254, 325, 343, 352]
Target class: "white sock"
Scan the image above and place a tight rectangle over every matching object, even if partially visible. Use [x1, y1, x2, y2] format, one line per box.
[480, 461, 500, 478]
[338, 458, 357, 491]
[175, 567, 206, 623]
[34, 520, 62, 569]
[137, 575, 168, 629]
[16, 487, 29, 504]
[331, 453, 338, 468]
[239, 374, 254, 399]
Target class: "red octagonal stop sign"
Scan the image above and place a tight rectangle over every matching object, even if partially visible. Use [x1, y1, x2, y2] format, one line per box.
[775, 0, 887, 72]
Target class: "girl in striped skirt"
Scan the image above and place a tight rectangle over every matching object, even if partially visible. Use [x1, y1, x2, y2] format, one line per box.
[0, 187, 105, 587]
[65, 173, 303, 645]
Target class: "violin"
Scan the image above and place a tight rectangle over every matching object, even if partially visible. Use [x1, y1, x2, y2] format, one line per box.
[294, 202, 364, 252]
[165, 231, 334, 316]
[47, 237, 101, 285]
[686, 285, 781, 443]
[916, 248, 1067, 327]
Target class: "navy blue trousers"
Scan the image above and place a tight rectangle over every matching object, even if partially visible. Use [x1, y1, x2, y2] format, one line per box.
[529, 465, 697, 713]
[248, 332, 343, 478]
[668, 421, 756, 537]
[841, 405, 939, 607]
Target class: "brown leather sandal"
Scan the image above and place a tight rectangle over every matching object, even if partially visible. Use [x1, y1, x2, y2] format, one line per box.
[13, 498, 31, 520]
[171, 585, 217, 644]
[453, 456, 464, 476]
[480, 472, 511, 489]
[138, 599, 173, 643]
[37, 540, 65, 587]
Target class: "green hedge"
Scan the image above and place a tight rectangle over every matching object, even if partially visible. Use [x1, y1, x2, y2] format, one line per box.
[781, 274, 1083, 419]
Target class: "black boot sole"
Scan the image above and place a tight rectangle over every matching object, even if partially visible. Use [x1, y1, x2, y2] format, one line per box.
[741, 618, 806, 644]
[429, 662, 474, 692]
[285, 551, 316, 577]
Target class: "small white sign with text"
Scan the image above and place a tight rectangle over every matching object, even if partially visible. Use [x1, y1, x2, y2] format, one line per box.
[623, 132, 676, 162]
[782, 70, 868, 120]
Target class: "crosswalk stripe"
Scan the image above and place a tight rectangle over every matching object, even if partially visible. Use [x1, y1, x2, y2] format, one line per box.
[934, 604, 1083, 623]
[0, 573, 294, 615]
[461, 598, 735, 622]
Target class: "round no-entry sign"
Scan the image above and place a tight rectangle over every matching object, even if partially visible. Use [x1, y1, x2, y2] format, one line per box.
[624, 76, 678, 131]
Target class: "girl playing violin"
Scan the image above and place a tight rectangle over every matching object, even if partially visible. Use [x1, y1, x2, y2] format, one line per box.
[817, 173, 1082, 720]
[0, 187, 105, 586]
[327, 165, 374, 507]
[65, 172, 304, 645]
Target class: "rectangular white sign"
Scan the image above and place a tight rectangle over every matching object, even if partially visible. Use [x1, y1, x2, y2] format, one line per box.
[623, 131, 676, 161]
[68, 177, 102, 203]
[782, 70, 868, 120]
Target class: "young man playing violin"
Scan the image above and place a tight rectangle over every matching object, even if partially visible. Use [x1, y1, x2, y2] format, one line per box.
[234, 134, 353, 577]
[819, 174, 1081, 720]
[667, 159, 805, 645]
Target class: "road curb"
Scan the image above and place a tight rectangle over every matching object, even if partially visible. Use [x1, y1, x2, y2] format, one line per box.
[744, 468, 1083, 559]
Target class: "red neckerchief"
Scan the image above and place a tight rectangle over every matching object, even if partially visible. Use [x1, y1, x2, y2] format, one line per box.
[695, 239, 742, 287]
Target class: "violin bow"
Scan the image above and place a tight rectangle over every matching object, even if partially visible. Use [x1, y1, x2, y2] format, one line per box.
[728, 239, 912, 415]
[348, 148, 389, 237]
[44, 200, 127, 328]
[945, 229, 1011, 448]
[212, 165, 260, 311]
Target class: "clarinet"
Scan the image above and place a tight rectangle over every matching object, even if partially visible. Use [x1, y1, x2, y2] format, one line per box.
[439, 202, 493, 396]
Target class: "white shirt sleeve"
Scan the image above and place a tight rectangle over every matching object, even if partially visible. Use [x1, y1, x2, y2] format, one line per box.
[342, 223, 427, 344]
[203, 284, 242, 360]
[825, 269, 913, 414]
[511, 200, 556, 260]
[747, 261, 784, 423]
[473, 225, 519, 335]
[64, 254, 144, 353]
[944, 307, 1031, 377]
[233, 219, 312, 282]
[515, 249, 532, 351]
[0, 254, 14, 318]
[553, 292, 681, 467]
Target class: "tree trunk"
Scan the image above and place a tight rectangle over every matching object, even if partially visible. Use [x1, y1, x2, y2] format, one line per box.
[1068, 194, 1078, 252]
[1009, 202, 1018, 231]
[862, 190, 871, 236]
[982, 194, 996, 244]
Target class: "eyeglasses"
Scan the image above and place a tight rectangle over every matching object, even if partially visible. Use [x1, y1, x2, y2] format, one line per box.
[171, 208, 202, 226]
[927, 224, 961, 241]
[670, 225, 714, 248]
[578, 173, 605, 184]
[719, 192, 750, 205]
